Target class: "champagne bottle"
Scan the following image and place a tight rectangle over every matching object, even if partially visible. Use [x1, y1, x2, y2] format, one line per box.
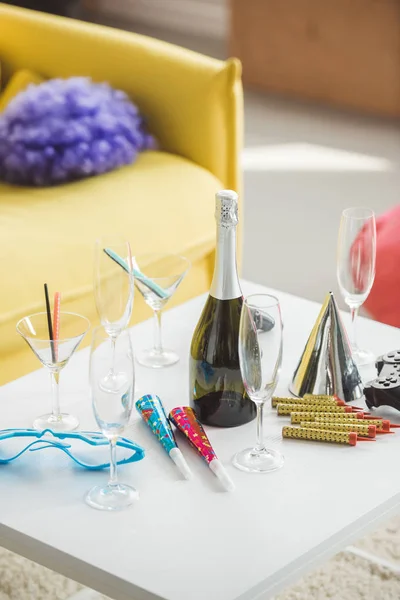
[189, 190, 256, 427]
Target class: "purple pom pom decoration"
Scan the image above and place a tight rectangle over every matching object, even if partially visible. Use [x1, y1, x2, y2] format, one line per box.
[0, 77, 157, 186]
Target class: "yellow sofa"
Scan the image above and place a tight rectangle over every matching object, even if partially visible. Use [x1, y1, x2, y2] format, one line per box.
[0, 4, 243, 385]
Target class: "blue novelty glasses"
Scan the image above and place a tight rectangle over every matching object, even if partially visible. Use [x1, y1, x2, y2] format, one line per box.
[0, 429, 145, 470]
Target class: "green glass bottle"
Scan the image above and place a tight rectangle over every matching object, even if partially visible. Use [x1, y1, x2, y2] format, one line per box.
[189, 190, 256, 427]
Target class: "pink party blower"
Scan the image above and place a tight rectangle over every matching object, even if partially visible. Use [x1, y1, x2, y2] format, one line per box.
[169, 406, 235, 492]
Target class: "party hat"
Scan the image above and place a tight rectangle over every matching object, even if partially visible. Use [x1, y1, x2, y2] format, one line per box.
[290, 292, 363, 402]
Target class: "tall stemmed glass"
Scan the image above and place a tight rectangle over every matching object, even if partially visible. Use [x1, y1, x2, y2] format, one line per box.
[17, 312, 90, 431]
[94, 238, 134, 389]
[337, 207, 376, 365]
[86, 327, 137, 511]
[134, 253, 190, 368]
[233, 294, 284, 474]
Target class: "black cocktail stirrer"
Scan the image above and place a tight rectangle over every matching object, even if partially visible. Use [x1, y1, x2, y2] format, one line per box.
[44, 283, 56, 364]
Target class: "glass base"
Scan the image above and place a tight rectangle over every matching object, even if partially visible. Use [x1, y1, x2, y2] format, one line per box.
[352, 345, 375, 366]
[233, 447, 284, 474]
[85, 483, 138, 511]
[99, 371, 128, 393]
[136, 348, 179, 368]
[33, 413, 79, 432]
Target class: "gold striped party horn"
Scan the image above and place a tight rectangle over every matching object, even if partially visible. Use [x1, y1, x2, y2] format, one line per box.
[291, 411, 365, 424]
[315, 415, 391, 432]
[300, 421, 376, 438]
[277, 403, 352, 416]
[272, 396, 345, 408]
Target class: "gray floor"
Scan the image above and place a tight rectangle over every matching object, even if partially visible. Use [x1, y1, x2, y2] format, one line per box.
[82, 9, 400, 310]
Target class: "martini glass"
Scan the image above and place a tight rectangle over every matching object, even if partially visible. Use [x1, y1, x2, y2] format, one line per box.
[16, 312, 90, 431]
[134, 253, 190, 368]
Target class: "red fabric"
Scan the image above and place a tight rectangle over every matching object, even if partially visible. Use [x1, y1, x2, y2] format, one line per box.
[364, 205, 400, 327]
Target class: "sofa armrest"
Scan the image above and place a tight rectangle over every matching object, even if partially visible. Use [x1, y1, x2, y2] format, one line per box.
[0, 4, 243, 191]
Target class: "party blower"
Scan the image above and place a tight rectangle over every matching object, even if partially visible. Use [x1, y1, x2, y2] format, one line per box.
[136, 395, 192, 480]
[169, 407, 235, 492]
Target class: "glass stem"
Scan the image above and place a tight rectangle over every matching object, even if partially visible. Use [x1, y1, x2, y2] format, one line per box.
[108, 438, 118, 487]
[255, 402, 265, 452]
[50, 371, 61, 421]
[350, 307, 358, 348]
[111, 336, 117, 375]
[154, 309, 163, 354]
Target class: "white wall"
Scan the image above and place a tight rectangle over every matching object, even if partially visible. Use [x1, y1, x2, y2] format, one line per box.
[242, 92, 400, 311]
[95, 0, 227, 39]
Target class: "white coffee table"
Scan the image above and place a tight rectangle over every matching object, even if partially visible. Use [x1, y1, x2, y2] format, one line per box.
[0, 281, 399, 600]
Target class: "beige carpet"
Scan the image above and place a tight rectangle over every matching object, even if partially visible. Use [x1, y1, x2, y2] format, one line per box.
[1, 516, 399, 600]
[274, 552, 400, 600]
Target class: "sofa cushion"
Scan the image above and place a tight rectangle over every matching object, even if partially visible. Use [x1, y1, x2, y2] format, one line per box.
[0, 151, 220, 384]
[0, 68, 44, 111]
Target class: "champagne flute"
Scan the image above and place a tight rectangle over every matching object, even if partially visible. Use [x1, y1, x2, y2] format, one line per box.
[86, 327, 137, 511]
[233, 294, 284, 473]
[337, 207, 376, 365]
[94, 237, 134, 389]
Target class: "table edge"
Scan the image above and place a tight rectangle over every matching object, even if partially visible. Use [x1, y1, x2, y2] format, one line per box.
[1, 492, 399, 600]
[0, 523, 161, 600]
[237, 492, 400, 600]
